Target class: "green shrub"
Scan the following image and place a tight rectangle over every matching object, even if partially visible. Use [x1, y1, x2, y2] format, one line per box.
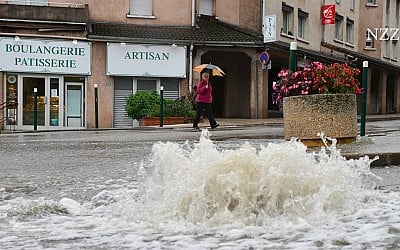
[126, 90, 195, 119]
[164, 98, 195, 118]
[126, 90, 159, 120]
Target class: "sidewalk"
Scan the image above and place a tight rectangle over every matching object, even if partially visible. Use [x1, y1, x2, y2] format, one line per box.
[170, 114, 400, 167]
[199, 114, 400, 128]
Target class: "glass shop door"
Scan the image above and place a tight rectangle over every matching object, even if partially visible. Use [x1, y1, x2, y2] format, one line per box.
[19, 76, 62, 129]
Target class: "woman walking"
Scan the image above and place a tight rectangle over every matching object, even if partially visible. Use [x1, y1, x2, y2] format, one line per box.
[192, 72, 219, 131]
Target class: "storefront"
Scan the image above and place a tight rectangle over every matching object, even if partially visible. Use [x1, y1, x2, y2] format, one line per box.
[1, 37, 91, 130]
[106, 43, 187, 127]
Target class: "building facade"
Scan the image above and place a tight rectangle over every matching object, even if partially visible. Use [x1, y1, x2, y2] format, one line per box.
[263, 0, 400, 115]
[1, 0, 268, 131]
[0, 0, 399, 131]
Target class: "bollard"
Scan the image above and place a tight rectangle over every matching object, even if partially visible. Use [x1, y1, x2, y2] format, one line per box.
[160, 86, 164, 127]
[360, 61, 368, 136]
[33, 88, 37, 131]
[94, 84, 99, 128]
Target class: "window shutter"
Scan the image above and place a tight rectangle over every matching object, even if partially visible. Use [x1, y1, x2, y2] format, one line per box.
[130, 0, 152, 16]
[7, 0, 48, 5]
[199, 0, 214, 16]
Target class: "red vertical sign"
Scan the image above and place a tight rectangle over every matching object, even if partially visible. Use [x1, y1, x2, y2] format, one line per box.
[321, 5, 335, 25]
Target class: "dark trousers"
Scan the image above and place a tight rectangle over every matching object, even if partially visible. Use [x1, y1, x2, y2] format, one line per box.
[193, 102, 217, 128]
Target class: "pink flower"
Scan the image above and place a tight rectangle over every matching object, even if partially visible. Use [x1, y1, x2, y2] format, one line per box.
[272, 61, 361, 104]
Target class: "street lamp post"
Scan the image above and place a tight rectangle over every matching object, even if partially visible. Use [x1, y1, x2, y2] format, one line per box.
[33, 88, 37, 131]
[94, 84, 99, 128]
[289, 42, 297, 72]
[160, 86, 164, 127]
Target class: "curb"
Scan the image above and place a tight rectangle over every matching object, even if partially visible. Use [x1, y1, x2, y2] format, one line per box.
[343, 152, 400, 167]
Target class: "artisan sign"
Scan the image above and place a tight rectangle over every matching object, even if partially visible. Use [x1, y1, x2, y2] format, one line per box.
[107, 43, 186, 77]
[0, 37, 91, 75]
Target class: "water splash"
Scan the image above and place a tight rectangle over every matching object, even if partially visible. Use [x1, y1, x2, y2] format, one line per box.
[136, 132, 380, 226]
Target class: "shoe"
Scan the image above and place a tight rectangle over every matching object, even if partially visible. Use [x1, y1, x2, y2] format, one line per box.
[211, 123, 219, 129]
[192, 127, 201, 132]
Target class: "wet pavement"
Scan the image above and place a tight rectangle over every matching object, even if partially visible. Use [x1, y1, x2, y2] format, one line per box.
[1, 120, 400, 199]
[1, 124, 400, 249]
[0, 117, 399, 168]
[1, 118, 400, 250]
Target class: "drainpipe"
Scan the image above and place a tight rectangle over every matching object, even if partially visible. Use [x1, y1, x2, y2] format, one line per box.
[321, 0, 325, 45]
[189, 0, 195, 93]
[254, 59, 259, 118]
[262, 0, 266, 34]
[192, 0, 196, 27]
[189, 44, 194, 92]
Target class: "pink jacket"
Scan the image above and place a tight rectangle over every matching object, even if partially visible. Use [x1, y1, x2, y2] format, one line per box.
[195, 79, 213, 103]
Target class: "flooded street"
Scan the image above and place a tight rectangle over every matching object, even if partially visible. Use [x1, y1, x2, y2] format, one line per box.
[1, 129, 400, 249]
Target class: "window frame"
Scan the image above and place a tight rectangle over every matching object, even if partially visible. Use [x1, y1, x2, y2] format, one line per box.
[365, 31, 375, 49]
[396, 0, 400, 26]
[7, 0, 48, 5]
[345, 18, 354, 45]
[281, 4, 294, 36]
[297, 10, 308, 40]
[385, 0, 390, 26]
[198, 0, 215, 16]
[128, 0, 155, 19]
[384, 40, 391, 58]
[134, 78, 179, 100]
[350, 0, 355, 10]
[334, 14, 344, 41]
[392, 40, 398, 60]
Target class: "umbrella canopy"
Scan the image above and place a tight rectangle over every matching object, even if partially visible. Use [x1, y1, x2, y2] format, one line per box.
[193, 63, 225, 77]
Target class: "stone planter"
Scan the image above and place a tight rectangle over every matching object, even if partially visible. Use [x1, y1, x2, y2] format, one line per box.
[139, 116, 191, 126]
[283, 94, 357, 147]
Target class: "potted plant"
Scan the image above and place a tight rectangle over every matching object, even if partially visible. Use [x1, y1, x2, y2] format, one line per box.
[126, 90, 195, 126]
[272, 61, 362, 146]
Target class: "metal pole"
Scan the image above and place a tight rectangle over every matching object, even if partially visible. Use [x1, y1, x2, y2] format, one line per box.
[94, 84, 99, 128]
[360, 61, 368, 136]
[289, 42, 297, 72]
[33, 88, 37, 131]
[160, 86, 164, 127]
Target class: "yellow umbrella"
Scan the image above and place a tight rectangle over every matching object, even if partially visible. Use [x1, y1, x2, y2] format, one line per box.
[193, 63, 225, 77]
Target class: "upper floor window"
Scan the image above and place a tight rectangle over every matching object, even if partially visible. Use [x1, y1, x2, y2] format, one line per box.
[385, 0, 390, 25]
[334, 14, 344, 41]
[297, 10, 308, 40]
[365, 31, 375, 48]
[282, 4, 294, 36]
[384, 40, 390, 58]
[345, 18, 354, 44]
[199, 0, 215, 16]
[129, 0, 153, 17]
[7, 0, 48, 6]
[396, 0, 400, 26]
[393, 40, 398, 60]
[367, 0, 377, 5]
[350, 0, 355, 10]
